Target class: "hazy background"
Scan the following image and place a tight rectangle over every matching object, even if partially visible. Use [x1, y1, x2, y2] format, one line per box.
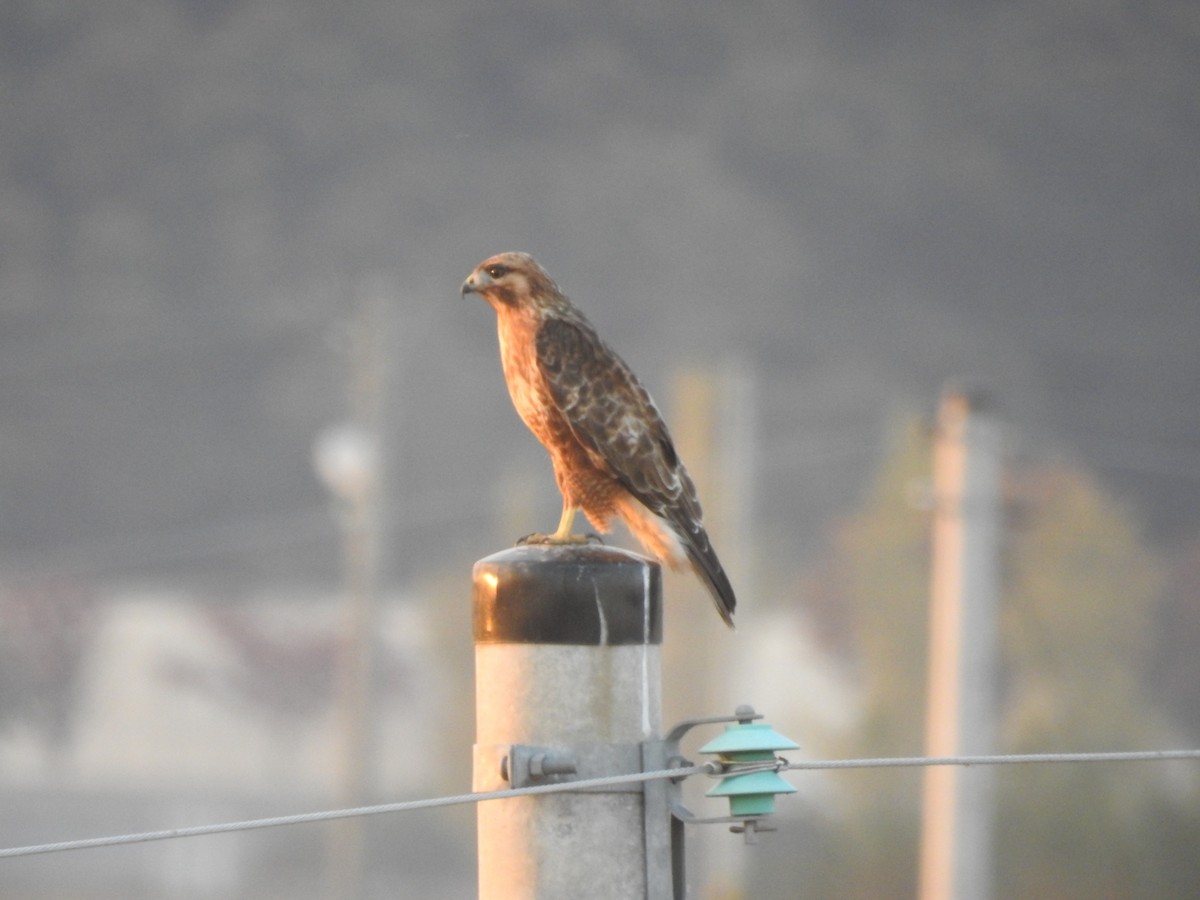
[2, 1, 1198, 897]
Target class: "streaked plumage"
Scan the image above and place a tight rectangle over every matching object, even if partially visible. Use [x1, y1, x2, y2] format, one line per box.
[461, 252, 736, 628]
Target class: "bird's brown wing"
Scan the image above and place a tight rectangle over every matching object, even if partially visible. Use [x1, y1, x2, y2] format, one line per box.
[535, 317, 686, 511]
[535, 316, 736, 625]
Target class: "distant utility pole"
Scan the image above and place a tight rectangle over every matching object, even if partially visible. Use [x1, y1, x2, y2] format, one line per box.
[667, 361, 756, 897]
[314, 283, 391, 900]
[919, 389, 1001, 900]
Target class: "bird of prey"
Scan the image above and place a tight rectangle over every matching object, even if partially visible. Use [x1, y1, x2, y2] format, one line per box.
[461, 252, 736, 628]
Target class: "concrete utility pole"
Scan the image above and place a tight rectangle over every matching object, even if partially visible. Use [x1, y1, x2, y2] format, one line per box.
[919, 389, 1001, 900]
[473, 543, 670, 899]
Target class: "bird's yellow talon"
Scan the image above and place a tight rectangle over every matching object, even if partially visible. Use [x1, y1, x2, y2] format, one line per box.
[516, 532, 596, 546]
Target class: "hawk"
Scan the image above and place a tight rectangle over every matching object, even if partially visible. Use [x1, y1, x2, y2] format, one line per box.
[462, 252, 736, 628]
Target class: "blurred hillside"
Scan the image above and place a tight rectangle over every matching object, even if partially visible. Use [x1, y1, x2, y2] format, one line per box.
[2, 0, 1198, 591]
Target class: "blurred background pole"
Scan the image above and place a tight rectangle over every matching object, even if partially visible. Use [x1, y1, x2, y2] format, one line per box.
[919, 389, 1001, 900]
[666, 362, 755, 897]
[473, 543, 667, 899]
[314, 283, 390, 900]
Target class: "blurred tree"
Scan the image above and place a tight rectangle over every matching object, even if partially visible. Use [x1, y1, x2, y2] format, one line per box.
[1150, 537, 1200, 742]
[758, 419, 933, 899]
[994, 464, 1196, 898]
[1001, 465, 1162, 751]
[757, 426, 1200, 898]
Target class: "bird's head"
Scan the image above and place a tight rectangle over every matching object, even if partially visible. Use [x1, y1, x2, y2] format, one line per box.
[461, 252, 560, 311]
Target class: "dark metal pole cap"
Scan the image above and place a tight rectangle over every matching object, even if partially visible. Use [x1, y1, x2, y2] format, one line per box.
[473, 543, 662, 646]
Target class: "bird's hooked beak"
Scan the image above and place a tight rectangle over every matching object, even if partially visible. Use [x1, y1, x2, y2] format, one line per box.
[460, 268, 492, 297]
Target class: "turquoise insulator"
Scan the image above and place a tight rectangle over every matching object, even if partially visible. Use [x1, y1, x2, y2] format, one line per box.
[700, 720, 800, 817]
[699, 722, 799, 758]
[706, 770, 798, 816]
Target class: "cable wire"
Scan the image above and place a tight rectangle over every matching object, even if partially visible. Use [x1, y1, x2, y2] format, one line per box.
[781, 749, 1200, 771]
[0, 764, 707, 860]
[3, 750, 1198, 860]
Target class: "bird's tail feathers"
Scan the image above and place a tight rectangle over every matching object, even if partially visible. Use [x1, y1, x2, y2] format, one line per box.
[613, 495, 737, 629]
[613, 494, 687, 567]
[684, 537, 737, 629]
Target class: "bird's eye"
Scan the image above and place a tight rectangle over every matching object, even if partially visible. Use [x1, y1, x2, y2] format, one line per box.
[486, 264, 509, 278]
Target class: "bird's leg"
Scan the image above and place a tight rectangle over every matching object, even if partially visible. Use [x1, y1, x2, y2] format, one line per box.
[552, 503, 578, 541]
[516, 503, 600, 546]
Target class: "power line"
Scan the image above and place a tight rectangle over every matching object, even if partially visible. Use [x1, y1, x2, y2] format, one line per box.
[4, 750, 1198, 860]
[0, 764, 708, 860]
[783, 749, 1200, 771]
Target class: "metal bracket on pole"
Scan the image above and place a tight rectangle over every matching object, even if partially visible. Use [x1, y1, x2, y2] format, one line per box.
[654, 702, 800, 900]
[660, 706, 777, 841]
[668, 804, 778, 843]
[476, 705, 795, 900]
[641, 704, 796, 898]
[499, 745, 578, 788]
[483, 742, 647, 792]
